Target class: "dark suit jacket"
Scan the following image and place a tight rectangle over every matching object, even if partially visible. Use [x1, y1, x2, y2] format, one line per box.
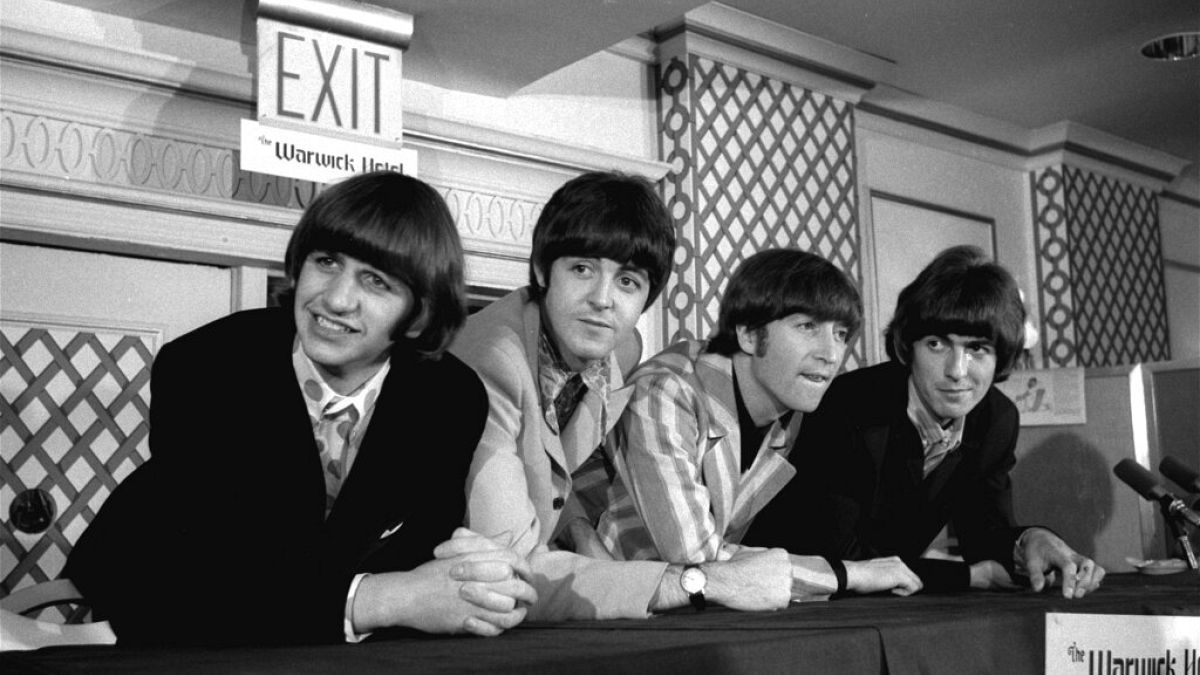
[64, 308, 487, 645]
[744, 360, 1026, 591]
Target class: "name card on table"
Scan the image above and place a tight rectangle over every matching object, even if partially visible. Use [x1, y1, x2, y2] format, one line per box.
[1046, 613, 1200, 675]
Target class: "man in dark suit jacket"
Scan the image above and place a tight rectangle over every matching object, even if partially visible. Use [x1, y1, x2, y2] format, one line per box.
[746, 245, 1105, 597]
[64, 172, 535, 645]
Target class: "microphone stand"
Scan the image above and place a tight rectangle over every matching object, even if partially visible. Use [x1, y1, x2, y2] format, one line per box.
[1161, 501, 1199, 571]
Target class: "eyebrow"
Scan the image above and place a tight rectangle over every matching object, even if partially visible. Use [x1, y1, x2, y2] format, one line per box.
[618, 263, 650, 278]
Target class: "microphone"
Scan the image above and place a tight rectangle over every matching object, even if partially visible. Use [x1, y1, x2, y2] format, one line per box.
[1160, 456, 1200, 495]
[1113, 459, 1200, 528]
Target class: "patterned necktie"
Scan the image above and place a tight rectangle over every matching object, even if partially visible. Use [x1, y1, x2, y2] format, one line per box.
[922, 438, 954, 477]
[315, 398, 360, 516]
[554, 373, 589, 433]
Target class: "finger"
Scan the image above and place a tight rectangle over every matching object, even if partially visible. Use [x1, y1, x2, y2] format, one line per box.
[461, 615, 504, 637]
[471, 606, 528, 632]
[1027, 561, 1047, 592]
[459, 582, 519, 612]
[1071, 560, 1102, 597]
[450, 560, 520, 583]
[1059, 561, 1080, 598]
[496, 577, 538, 607]
[436, 535, 510, 559]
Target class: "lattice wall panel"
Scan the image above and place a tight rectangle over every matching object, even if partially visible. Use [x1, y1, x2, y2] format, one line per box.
[1062, 167, 1169, 366]
[1031, 166, 1078, 368]
[1, 321, 156, 609]
[658, 55, 864, 368]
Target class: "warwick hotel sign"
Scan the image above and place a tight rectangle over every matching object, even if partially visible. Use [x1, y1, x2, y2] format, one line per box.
[241, 0, 417, 183]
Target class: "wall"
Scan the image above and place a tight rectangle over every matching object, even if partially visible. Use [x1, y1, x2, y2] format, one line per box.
[855, 120, 1033, 360]
[1159, 186, 1200, 361]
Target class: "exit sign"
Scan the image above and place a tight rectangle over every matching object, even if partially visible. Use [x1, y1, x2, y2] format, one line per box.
[256, 17, 403, 142]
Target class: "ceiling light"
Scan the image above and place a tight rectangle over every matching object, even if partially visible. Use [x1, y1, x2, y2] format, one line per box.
[1140, 32, 1200, 61]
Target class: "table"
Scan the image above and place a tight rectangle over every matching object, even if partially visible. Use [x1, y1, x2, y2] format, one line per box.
[2, 573, 1196, 674]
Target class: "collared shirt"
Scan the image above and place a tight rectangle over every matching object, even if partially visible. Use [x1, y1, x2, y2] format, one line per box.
[732, 367, 792, 475]
[536, 323, 611, 434]
[906, 377, 965, 478]
[293, 339, 390, 507]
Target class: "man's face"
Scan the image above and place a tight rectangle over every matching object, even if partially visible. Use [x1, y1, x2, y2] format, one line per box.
[739, 313, 849, 418]
[910, 334, 997, 421]
[294, 250, 418, 394]
[538, 256, 649, 371]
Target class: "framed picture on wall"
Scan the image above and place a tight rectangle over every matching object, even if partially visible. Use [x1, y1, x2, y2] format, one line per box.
[994, 367, 1087, 426]
[868, 191, 997, 355]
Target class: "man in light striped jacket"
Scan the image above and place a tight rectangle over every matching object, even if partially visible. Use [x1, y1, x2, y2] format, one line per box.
[595, 248, 922, 605]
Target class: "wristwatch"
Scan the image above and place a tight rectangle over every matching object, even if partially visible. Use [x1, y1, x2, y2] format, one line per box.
[680, 564, 707, 610]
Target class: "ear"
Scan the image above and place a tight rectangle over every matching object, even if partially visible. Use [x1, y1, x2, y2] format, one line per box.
[533, 263, 547, 290]
[734, 324, 758, 356]
[402, 304, 430, 339]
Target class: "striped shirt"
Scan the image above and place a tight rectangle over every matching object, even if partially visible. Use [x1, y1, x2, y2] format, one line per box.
[596, 340, 800, 563]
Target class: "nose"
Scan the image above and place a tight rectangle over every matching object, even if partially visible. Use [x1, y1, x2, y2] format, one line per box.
[944, 347, 968, 380]
[323, 269, 358, 312]
[813, 325, 840, 363]
[586, 276, 614, 310]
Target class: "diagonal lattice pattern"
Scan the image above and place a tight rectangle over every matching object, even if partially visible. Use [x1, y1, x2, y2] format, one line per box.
[1, 322, 155, 612]
[1063, 167, 1169, 366]
[659, 55, 863, 368]
[1031, 167, 1078, 368]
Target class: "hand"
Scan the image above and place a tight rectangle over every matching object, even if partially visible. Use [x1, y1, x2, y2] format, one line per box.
[844, 556, 922, 596]
[354, 531, 538, 636]
[703, 548, 792, 611]
[560, 518, 615, 561]
[1019, 528, 1105, 598]
[969, 560, 1018, 590]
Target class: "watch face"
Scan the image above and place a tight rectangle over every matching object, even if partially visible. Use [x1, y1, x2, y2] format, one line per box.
[680, 566, 706, 595]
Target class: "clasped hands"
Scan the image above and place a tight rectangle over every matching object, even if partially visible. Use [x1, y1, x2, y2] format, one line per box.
[353, 528, 538, 637]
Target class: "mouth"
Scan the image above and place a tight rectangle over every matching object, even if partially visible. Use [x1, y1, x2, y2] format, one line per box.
[312, 313, 357, 334]
[579, 317, 613, 331]
[799, 372, 832, 384]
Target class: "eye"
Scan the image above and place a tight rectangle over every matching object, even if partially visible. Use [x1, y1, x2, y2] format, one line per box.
[309, 252, 338, 270]
[617, 274, 644, 291]
[363, 272, 391, 291]
[968, 342, 995, 356]
[570, 261, 593, 276]
[833, 327, 850, 343]
[923, 337, 947, 351]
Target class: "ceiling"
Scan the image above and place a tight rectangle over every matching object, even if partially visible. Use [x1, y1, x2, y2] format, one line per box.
[50, 0, 1200, 176]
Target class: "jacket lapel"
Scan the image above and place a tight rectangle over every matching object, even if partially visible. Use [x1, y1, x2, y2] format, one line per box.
[728, 412, 800, 540]
[324, 352, 415, 561]
[694, 352, 739, 535]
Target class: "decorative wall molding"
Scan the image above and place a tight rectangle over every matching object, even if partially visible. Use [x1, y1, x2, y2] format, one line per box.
[659, 2, 891, 101]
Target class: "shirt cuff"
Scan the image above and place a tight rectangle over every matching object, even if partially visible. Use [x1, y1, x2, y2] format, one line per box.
[343, 572, 372, 643]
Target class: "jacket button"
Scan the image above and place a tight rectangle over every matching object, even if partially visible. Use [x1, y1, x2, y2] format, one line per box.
[552, 497, 565, 510]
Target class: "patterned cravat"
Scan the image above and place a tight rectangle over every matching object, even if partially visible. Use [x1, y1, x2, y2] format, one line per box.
[537, 328, 610, 434]
[906, 378, 964, 478]
[315, 396, 360, 516]
[293, 338, 388, 518]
